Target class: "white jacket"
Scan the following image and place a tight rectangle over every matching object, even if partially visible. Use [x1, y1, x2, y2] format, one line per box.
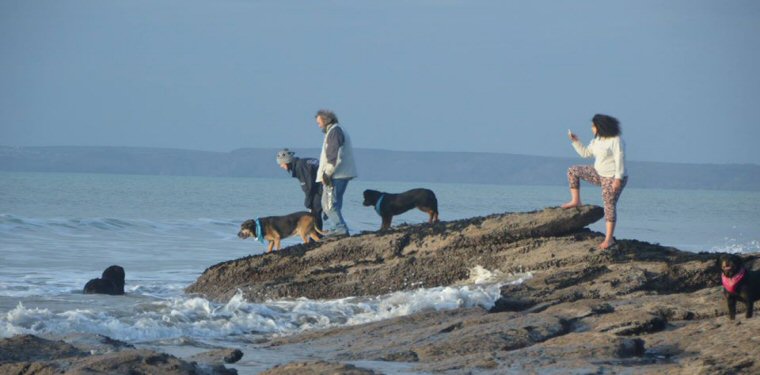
[317, 124, 358, 182]
[572, 136, 626, 179]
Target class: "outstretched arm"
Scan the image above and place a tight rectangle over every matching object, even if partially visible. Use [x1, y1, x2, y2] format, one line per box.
[570, 136, 593, 158]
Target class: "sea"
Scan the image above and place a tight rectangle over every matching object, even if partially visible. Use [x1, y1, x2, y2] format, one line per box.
[1, 171, 759, 374]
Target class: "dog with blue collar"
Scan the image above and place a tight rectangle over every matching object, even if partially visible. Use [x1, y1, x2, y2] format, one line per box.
[238, 211, 325, 252]
[362, 188, 440, 230]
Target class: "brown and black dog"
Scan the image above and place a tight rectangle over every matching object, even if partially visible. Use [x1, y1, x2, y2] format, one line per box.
[363, 188, 439, 230]
[719, 253, 760, 320]
[238, 211, 323, 252]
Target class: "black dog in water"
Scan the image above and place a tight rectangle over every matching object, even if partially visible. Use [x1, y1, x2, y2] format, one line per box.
[363, 188, 439, 230]
[719, 254, 759, 320]
[83, 265, 125, 295]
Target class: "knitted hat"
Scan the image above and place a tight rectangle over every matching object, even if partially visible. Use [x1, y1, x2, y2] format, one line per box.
[276, 148, 295, 165]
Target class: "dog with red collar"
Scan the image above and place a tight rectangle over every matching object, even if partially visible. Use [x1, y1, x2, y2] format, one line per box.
[719, 254, 760, 320]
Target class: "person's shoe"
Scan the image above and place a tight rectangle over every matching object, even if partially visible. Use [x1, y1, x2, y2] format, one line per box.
[323, 230, 349, 240]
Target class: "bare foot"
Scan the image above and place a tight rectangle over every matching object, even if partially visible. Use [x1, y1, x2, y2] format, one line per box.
[561, 201, 581, 209]
[598, 240, 616, 250]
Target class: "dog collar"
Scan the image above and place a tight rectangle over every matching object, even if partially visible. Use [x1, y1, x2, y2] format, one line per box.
[722, 268, 747, 294]
[374, 194, 385, 216]
[255, 218, 265, 244]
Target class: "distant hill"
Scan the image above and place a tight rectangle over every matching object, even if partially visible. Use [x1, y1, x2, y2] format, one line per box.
[1, 146, 759, 191]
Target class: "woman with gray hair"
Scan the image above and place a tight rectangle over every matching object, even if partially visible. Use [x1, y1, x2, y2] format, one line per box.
[314, 109, 357, 237]
[276, 148, 323, 230]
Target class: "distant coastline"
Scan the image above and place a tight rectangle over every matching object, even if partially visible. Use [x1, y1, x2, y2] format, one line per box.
[1, 145, 759, 191]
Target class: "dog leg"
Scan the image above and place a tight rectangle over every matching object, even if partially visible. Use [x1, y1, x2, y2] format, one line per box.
[420, 207, 439, 224]
[308, 232, 320, 243]
[381, 216, 392, 231]
[267, 241, 274, 253]
[747, 300, 754, 318]
[274, 238, 282, 251]
[419, 208, 433, 223]
[727, 296, 737, 320]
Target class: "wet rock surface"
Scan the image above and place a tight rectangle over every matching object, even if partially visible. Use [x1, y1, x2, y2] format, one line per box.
[186, 205, 759, 374]
[260, 360, 380, 375]
[186, 206, 606, 302]
[0, 334, 240, 375]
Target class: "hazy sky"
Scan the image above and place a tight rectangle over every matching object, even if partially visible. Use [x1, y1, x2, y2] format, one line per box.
[1, 0, 759, 164]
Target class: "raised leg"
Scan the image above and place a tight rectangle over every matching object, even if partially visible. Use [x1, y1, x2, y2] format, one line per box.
[561, 188, 581, 208]
[563, 165, 601, 209]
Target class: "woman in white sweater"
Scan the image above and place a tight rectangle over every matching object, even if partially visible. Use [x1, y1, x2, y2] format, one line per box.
[562, 114, 628, 249]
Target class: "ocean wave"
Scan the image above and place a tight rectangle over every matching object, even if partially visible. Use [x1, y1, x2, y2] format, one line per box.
[0, 267, 531, 344]
[0, 213, 241, 237]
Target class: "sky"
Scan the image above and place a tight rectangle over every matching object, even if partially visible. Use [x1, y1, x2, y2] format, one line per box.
[1, 0, 759, 165]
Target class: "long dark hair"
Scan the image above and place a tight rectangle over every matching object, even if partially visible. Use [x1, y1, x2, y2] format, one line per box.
[592, 114, 621, 138]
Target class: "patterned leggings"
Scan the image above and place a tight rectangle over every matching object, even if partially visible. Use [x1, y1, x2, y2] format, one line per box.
[567, 165, 628, 223]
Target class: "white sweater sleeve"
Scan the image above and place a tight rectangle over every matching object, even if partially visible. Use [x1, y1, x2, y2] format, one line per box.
[613, 137, 625, 179]
[572, 139, 594, 158]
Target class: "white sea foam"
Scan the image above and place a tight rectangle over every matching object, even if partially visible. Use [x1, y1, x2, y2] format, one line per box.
[708, 239, 760, 254]
[0, 267, 531, 344]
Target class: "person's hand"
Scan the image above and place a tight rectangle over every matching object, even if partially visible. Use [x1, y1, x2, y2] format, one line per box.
[613, 178, 622, 193]
[322, 172, 333, 187]
[568, 131, 579, 142]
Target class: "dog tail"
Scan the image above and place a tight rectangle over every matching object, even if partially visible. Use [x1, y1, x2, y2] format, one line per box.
[313, 224, 328, 236]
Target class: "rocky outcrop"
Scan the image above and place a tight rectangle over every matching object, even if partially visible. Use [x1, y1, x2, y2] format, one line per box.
[0, 334, 240, 375]
[185, 204, 760, 374]
[263, 290, 760, 374]
[260, 361, 379, 375]
[186, 205, 606, 302]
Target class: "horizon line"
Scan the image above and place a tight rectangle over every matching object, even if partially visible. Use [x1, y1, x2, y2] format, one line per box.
[1, 144, 758, 168]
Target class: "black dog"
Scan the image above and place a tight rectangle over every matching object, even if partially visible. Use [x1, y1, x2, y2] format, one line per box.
[363, 188, 439, 230]
[719, 254, 759, 320]
[83, 265, 125, 295]
[238, 211, 323, 252]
